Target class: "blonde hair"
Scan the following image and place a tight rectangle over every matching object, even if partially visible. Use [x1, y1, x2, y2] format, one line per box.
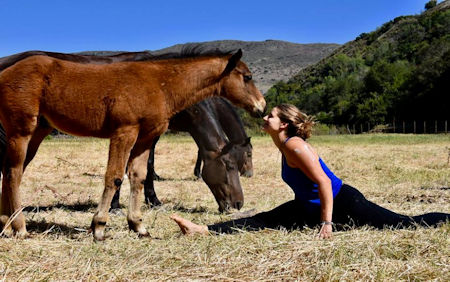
[275, 104, 315, 140]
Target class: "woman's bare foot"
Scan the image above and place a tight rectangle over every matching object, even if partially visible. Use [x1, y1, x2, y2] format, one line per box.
[170, 214, 209, 235]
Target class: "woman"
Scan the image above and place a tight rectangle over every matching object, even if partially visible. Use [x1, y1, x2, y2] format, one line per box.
[171, 104, 449, 238]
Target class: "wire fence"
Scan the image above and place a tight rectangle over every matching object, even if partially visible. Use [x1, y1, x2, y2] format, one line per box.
[316, 120, 449, 135]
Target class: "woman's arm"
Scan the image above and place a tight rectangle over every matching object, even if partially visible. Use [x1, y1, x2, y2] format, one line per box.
[316, 177, 333, 239]
[283, 137, 333, 239]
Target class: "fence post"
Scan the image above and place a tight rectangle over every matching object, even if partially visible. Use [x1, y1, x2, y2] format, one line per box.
[368, 122, 370, 133]
[403, 121, 405, 134]
[360, 124, 363, 134]
[414, 121, 416, 134]
[424, 121, 426, 134]
[446, 120, 448, 134]
[435, 120, 437, 134]
[393, 118, 396, 133]
[353, 124, 356, 134]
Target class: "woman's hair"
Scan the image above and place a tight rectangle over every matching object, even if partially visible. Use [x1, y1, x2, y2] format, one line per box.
[275, 104, 315, 140]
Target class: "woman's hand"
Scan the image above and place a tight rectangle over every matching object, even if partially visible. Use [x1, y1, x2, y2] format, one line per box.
[318, 223, 333, 239]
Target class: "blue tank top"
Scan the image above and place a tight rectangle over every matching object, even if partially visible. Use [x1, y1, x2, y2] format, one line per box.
[281, 144, 342, 206]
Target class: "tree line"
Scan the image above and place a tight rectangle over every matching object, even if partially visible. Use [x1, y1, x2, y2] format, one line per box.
[256, 2, 450, 127]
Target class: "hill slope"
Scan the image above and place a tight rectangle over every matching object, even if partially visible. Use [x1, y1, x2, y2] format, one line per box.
[154, 40, 339, 93]
[79, 40, 339, 94]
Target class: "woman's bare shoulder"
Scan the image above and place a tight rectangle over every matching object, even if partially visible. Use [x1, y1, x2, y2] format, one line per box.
[284, 136, 307, 151]
[284, 136, 318, 164]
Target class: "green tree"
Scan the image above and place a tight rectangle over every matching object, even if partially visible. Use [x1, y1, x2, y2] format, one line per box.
[425, 0, 437, 10]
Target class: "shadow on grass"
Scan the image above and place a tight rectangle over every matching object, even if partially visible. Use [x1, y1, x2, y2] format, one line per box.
[23, 201, 98, 213]
[151, 176, 201, 182]
[171, 203, 210, 214]
[420, 186, 450, 191]
[26, 220, 89, 237]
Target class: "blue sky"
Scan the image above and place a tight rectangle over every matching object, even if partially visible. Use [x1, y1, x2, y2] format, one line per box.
[0, 0, 437, 57]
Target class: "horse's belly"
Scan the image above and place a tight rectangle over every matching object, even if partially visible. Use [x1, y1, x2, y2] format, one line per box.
[44, 113, 110, 138]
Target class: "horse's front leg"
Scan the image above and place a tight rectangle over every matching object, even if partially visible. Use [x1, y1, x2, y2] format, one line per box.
[144, 136, 162, 206]
[23, 118, 54, 170]
[91, 127, 138, 241]
[127, 141, 152, 237]
[194, 149, 202, 179]
[1, 133, 33, 238]
[149, 135, 163, 181]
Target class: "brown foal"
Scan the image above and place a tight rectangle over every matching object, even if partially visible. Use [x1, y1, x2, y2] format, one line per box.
[0, 49, 265, 240]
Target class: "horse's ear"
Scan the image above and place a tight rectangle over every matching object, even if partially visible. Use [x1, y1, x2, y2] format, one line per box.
[244, 137, 251, 145]
[220, 142, 234, 156]
[222, 49, 243, 76]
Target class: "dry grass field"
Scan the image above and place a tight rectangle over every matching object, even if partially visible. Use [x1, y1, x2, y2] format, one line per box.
[0, 133, 449, 281]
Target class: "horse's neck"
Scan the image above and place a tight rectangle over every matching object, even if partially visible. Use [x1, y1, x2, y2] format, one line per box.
[171, 102, 227, 152]
[160, 58, 227, 116]
[209, 98, 247, 142]
[194, 112, 227, 152]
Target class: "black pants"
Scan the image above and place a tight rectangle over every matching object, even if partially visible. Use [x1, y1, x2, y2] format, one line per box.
[208, 184, 449, 233]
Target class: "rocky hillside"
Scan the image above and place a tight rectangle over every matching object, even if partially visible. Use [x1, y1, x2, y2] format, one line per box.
[153, 40, 339, 93]
[80, 40, 339, 94]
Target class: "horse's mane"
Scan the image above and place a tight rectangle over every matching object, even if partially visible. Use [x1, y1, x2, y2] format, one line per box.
[204, 98, 249, 142]
[198, 100, 229, 141]
[134, 44, 235, 61]
[217, 98, 246, 128]
[0, 45, 236, 71]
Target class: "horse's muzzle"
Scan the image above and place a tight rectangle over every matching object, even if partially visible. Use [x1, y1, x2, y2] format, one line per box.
[241, 170, 253, 178]
[218, 200, 243, 213]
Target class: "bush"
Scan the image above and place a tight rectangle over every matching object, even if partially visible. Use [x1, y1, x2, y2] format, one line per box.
[425, 0, 437, 10]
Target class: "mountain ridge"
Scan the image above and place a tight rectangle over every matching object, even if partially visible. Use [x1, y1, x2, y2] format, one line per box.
[78, 40, 339, 94]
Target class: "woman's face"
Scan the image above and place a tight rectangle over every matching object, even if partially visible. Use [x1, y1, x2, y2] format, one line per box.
[262, 107, 285, 134]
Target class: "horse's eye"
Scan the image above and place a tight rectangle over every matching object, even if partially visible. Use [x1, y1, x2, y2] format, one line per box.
[243, 75, 252, 82]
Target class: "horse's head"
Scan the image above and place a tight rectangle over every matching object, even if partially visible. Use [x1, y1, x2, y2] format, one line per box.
[230, 137, 253, 178]
[219, 50, 266, 118]
[201, 142, 244, 213]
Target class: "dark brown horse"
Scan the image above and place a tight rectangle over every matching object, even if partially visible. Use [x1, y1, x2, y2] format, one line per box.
[112, 98, 246, 212]
[140, 97, 252, 210]
[0, 50, 250, 215]
[196, 97, 253, 178]
[151, 97, 252, 181]
[0, 49, 266, 240]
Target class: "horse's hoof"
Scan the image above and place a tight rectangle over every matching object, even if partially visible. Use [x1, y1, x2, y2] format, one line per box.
[151, 200, 162, 207]
[128, 219, 148, 237]
[16, 230, 30, 239]
[138, 231, 150, 238]
[93, 230, 108, 241]
[94, 236, 105, 242]
[1, 227, 14, 238]
[145, 198, 162, 207]
[91, 221, 107, 241]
